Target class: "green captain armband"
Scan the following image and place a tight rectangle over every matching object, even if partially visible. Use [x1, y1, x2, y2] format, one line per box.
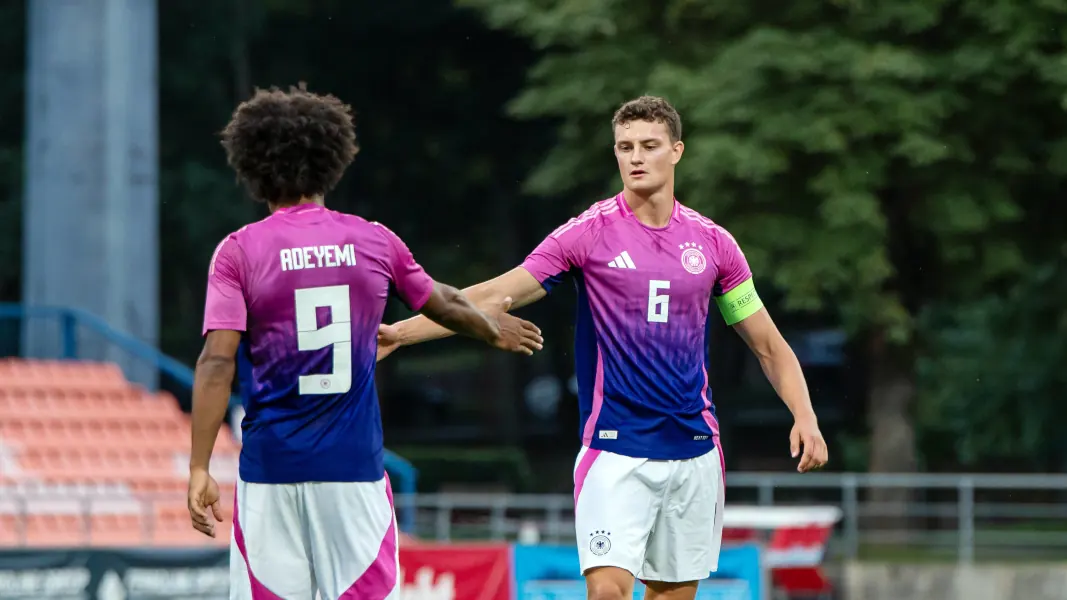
[715, 278, 763, 325]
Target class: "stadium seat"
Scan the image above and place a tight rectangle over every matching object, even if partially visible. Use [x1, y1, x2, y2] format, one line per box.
[90, 513, 148, 547]
[0, 359, 238, 547]
[0, 515, 20, 546]
[24, 514, 89, 547]
[151, 502, 233, 547]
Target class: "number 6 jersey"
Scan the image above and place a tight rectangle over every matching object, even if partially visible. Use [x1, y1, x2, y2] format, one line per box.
[202, 203, 434, 484]
[520, 194, 764, 460]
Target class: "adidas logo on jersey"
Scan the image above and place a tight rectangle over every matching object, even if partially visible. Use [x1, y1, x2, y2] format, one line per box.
[607, 251, 636, 269]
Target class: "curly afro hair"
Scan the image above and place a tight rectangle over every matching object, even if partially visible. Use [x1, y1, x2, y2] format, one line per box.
[220, 83, 359, 203]
[612, 96, 682, 142]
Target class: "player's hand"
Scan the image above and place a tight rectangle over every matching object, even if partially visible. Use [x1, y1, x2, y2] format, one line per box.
[377, 323, 402, 362]
[486, 296, 543, 356]
[187, 467, 224, 538]
[790, 416, 828, 473]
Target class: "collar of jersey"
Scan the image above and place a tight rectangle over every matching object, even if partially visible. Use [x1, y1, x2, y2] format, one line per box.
[272, 203, 325, 216]
[616, 192, 681, 231]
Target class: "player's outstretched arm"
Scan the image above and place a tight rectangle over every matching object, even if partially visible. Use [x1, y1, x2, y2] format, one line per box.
[379, 267, 546, 361]
[733, 309, 828, 473]
[188, 329, 240, 538]
[417, 279, 543, 355]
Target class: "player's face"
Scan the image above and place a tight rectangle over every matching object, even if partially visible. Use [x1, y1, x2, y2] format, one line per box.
[613, 120, 684, 193]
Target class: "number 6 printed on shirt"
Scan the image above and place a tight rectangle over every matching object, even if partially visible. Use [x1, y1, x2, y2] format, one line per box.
[294, 285, 352, 394]
[647, 279, 670, 323]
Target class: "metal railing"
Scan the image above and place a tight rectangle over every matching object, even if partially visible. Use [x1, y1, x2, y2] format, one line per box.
[392, 472, 1067, 563]
[0, 492, 222, 548]
[4, 472, 1067, 561]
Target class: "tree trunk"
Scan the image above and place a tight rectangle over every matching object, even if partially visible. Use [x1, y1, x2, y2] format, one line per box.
[866, 330, 918, 531]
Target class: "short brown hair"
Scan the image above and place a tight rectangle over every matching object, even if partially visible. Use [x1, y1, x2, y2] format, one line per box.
[221, 83, 358, 203]
[612, 96, 682, 142]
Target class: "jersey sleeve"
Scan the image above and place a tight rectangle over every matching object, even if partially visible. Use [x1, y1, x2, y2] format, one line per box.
[711, 228, 764, 325]
[376, 223, 435, 311]
[202, 236, 248, 336]
[520, 214, 597, 293]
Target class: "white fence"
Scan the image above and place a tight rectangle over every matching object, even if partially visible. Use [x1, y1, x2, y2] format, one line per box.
[4, 472, 1067, 562]
[395, 472, 1067, 563]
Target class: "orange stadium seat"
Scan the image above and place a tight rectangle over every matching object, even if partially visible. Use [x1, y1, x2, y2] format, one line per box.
[0, 360, 130, 393]
[0, 515, 20, 546]
[0, 389, 181, 420]
[0, 359, 239, 548]
[24, 514, 90, 547]
[152, 501, 233, 547]
[90, 513, 148, 547]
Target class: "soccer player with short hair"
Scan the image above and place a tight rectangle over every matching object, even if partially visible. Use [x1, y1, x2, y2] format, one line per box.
[188, 84, 544, 600]
[377, 96, 828, 600]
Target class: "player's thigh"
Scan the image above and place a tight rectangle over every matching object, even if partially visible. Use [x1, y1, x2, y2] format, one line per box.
[303, 476, 399, 600]
[574, 446, 662, 577]
[231, 479, 315, 599]
[640, 447, 725, 583]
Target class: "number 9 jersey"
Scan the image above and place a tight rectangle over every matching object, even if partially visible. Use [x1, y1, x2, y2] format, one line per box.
[203, 203, 433, 485]
[520, 193, 763, 462]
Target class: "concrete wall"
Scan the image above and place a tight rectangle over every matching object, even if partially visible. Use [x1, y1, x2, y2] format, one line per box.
[844, 562, 1067, 600]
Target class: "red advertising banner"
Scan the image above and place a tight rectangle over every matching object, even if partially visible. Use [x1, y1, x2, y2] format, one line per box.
[399, 543, 511, 600]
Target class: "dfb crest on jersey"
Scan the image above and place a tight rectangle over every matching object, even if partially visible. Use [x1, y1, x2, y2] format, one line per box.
[679, 242, 706, 275]
[589, 530, 612, 556]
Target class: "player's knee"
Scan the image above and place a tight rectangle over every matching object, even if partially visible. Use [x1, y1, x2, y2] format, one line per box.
[585, 571, 629, 600]
[587, 582, 627, 600]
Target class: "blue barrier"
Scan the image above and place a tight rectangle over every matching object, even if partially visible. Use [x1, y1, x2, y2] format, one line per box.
[0, 303, 418, 532]
[511, 543, 765, 600]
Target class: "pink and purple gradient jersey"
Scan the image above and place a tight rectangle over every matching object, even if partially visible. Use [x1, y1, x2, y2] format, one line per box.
[521, 193, 763, 460]
[202, 203, 433, 484]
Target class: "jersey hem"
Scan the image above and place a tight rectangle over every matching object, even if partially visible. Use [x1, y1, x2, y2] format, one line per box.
[406, 281, 434, 312]
[584, 440, 716, 461]
[202, 322, 247, 336]
[237, 470, 387, 485]
[518, 262, 553, 287]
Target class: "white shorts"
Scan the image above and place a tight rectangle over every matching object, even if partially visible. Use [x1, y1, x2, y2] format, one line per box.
[230, 475, 399, 600]
[573, 446, 725, 583]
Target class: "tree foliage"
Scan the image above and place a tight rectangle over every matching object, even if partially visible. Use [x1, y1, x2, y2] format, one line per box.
[7, 0, 1064, 470]
[464, 0, 1067, 469]
[917, 256, 1067, 469]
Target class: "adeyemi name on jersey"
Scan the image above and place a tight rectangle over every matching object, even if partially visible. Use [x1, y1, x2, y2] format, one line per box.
[279, 243, 357, 271]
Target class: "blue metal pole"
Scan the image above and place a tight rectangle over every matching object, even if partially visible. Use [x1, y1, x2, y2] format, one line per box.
[60, 311, 78, 359]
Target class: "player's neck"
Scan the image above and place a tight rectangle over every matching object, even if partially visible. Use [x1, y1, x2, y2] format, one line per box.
[623, 186, 675, 228]
[268, 195, 325, 213]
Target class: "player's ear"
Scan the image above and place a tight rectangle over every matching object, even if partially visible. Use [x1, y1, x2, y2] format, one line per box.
[671, 140, 684, 165]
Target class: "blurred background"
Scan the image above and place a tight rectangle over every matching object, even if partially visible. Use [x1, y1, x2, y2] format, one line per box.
[0, 0, 1066, 599]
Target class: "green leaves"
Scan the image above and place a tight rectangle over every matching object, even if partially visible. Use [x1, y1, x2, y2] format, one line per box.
[466, 0, 1067, 466]
[466, 0, 1066, 337]
[917, 261, 1067, 467]
[462, 0, 635, 49]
